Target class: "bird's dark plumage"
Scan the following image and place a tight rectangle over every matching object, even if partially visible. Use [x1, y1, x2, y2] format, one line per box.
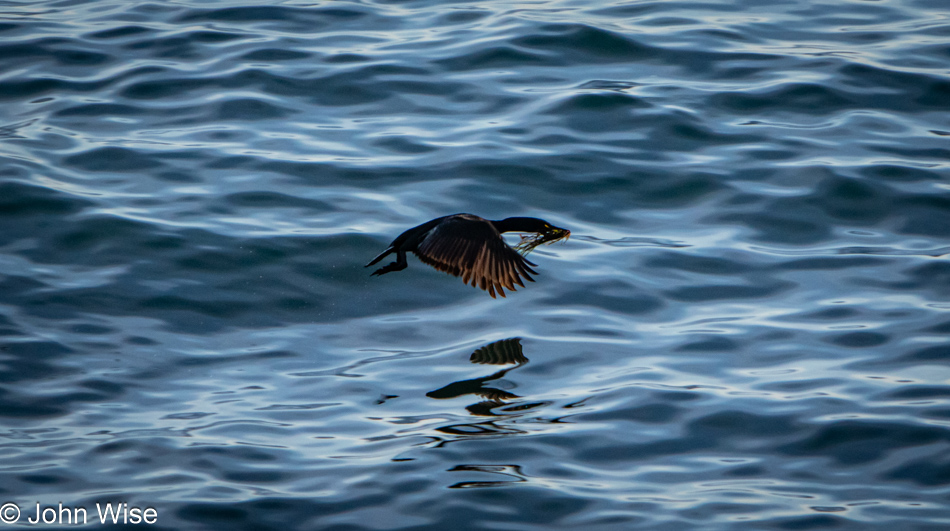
[366, 213, 569, 298]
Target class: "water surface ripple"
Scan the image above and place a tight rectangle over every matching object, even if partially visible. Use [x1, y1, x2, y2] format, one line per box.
[1, 0, 949, 529]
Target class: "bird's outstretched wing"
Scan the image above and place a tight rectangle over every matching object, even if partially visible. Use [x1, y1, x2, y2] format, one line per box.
[414, 217, 537, 298]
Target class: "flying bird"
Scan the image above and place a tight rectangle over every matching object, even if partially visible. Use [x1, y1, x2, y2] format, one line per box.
[366, 214, 569, 298]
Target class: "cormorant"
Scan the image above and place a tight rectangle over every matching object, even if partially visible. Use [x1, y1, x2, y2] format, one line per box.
[366, 214, 569, 298]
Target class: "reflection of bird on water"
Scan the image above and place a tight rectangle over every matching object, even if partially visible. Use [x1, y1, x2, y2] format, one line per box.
[470, 338, 528, 365]
[427, 338, 528, 416]
[366, 214, 569, 298]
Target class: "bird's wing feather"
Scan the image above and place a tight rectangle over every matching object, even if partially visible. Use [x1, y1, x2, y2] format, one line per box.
[414, 217, 537, 298]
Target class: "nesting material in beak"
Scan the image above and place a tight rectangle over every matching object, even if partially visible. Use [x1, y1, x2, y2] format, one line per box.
[514, 228, 570, 256]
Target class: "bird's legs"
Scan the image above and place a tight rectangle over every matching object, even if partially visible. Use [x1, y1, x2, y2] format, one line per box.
[371, 250, 407, 276]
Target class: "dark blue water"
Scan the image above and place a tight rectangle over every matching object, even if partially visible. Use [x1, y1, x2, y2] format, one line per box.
[2, 0, 949, 529]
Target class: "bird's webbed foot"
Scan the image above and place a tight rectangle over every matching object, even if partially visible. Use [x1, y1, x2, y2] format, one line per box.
[371, 261, 407, 276]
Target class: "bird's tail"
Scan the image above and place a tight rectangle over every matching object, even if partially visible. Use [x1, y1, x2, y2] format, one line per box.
[365, 246, 394, 267]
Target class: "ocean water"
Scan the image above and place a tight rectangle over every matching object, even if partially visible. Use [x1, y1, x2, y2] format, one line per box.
[1, 0, 949, 529]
